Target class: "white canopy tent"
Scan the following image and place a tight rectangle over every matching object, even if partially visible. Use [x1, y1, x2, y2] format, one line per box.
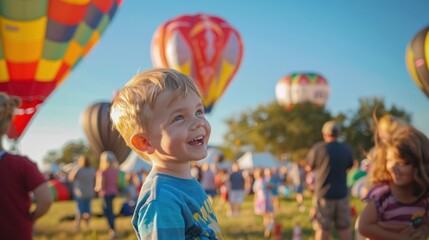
[237, 151, 280, 170]
[197, 147, 233, 170]
[40, 163, 61, 175]
[196, 147, 222, 166]
[120, 151, 152, 173]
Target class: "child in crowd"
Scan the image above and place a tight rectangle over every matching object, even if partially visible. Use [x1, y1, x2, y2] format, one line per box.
[358, 126, 429, 240]
[110, 68, 223, 239]
[253, 168, 274, 238]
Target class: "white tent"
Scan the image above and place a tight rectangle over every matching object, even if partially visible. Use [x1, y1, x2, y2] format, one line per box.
[120, 152, 152, 173]
[196, 147, 222, 166]
[237, 151, 280, 170]
[40, 163, 61, 175]
[195, 147, 233, 170]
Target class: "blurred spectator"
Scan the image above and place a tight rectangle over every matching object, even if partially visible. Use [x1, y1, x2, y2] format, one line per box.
[264, 168, 281, 213]
[68, 154, 96, 230]
[120, 173, 139, 217]
[95, 151, 119, 239]
[227, 163, 245, 217]
[0, 93, 52, 239]
[307, 120, 354, 240]
[200, 163, 217, 203]
[243, 169, 254, 196]
[253, 168, 275, 238]
[215, 169, 229, 212]
[290, 160, 307, 212]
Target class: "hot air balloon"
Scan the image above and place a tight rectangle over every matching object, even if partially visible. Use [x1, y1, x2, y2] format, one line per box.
[0, 0, 122, 140]
[151, 13, 244, 113]
[406, 26, 429, 99]
[275, 73, 330, 111]
[80, 101, 131, 164]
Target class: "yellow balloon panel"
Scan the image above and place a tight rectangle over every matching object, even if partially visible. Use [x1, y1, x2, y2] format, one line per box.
[2, 37, 43, 62]
[1, 17, 46, 41]
[0, 60, 8, 82]
[35, 59, 62, 82]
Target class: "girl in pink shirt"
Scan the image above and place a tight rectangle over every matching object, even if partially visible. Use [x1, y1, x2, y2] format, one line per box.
[358, 126, 429, 240]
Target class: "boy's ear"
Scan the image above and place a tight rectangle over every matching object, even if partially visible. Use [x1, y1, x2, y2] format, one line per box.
[130, 134, 154, 154]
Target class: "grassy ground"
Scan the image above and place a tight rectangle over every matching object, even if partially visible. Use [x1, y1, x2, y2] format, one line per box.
[33, 193, 365, 240]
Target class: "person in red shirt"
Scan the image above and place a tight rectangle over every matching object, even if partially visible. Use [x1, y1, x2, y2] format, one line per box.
[0, 93, 53, 239]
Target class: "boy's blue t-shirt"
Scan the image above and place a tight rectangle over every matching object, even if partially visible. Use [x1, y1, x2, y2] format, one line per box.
[132, 172, 223, 240]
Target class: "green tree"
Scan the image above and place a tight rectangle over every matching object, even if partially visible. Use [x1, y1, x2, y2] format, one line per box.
[340, 96, 411, 160]
[221, 97, 411, 163]
[223, 101, 332, 162]
[42, 139, 97, 167]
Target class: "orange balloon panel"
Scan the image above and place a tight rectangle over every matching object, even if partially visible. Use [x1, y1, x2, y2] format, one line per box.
[151, 13, 244, 113]
[0, 0, 121, 139]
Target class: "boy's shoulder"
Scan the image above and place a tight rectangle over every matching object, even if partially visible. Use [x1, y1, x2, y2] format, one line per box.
[140, 172, 204, 203]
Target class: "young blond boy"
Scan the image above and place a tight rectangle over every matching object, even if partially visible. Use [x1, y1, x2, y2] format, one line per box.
[110, 68, 223, 239]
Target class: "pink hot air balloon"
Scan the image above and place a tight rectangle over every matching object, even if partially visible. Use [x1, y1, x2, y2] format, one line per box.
[151, 13, 244, 113]
[275, 73, 330, 111]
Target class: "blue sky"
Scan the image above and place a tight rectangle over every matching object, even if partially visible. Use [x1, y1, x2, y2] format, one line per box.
[8, 1, 429, 165]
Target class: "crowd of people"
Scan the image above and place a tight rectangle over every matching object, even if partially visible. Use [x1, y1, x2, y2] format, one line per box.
[191, 152, 316, 238]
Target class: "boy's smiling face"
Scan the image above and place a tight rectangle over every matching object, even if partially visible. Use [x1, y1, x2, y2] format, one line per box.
[144, 90, 211, 163]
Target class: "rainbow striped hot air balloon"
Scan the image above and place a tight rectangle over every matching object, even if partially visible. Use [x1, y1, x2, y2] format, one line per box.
[275, 73, 330, 111]
[151, 13, 244, 113]
[406, 26, 429, 99]
[0, 0, 121, 140]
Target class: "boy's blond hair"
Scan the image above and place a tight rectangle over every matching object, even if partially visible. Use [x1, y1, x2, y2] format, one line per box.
[110, 68, 201, 156]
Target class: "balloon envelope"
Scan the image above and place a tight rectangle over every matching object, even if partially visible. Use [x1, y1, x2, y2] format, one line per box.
[0, 0, 122, 139]
[48, 179, 71, 201]
[406, 26, 429, 99]
[81, 101, 131, 164]
[275, 73, 330, 111]
[151, 13, 244, 113]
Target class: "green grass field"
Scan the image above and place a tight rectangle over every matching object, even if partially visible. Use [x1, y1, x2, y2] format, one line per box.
[33, 193, 365, 240]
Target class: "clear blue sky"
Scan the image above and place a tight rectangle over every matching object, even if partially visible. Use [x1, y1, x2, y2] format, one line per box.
[8, 1, 429, 165]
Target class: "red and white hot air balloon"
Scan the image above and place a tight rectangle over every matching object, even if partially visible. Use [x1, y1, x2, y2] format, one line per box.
[151, 13, 244, 113]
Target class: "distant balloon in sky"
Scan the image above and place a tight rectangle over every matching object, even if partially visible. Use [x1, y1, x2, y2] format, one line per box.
[151, 13, 244, 113]
[81, 101, 131, 164]
[0, 0, 122, 140]
[406, 26, 429, 99]
[275, 73, 330, 110]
